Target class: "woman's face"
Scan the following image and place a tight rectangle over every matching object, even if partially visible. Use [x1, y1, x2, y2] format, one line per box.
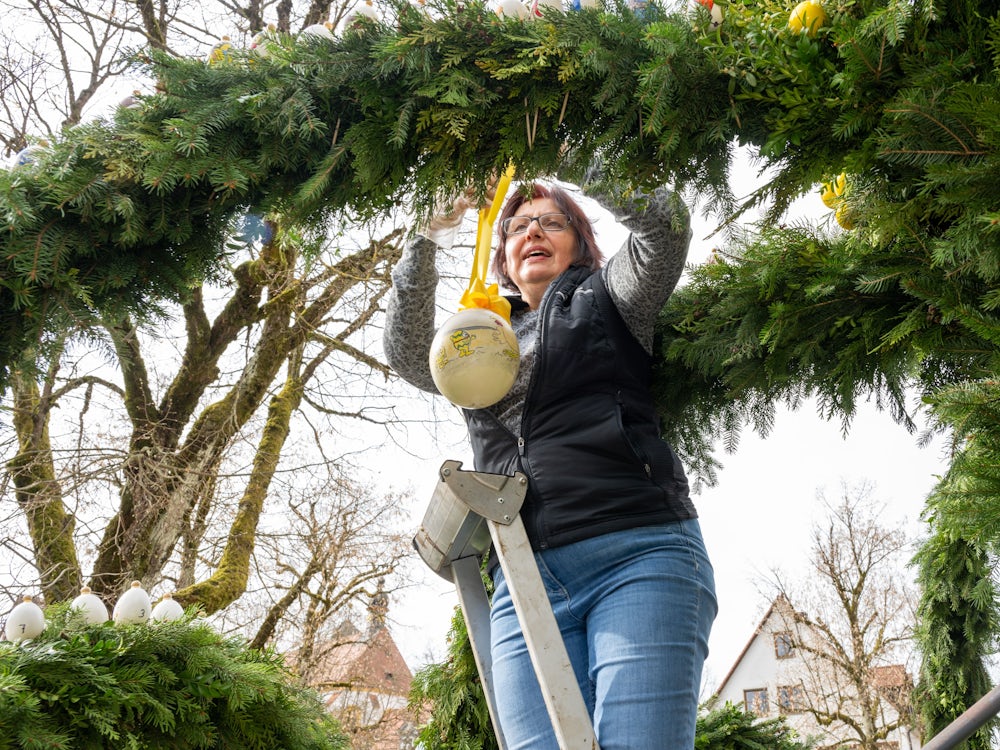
[503, 197, 579, 309]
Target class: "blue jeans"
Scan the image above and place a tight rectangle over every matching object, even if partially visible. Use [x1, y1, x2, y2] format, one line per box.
[489, 519, 717, 750]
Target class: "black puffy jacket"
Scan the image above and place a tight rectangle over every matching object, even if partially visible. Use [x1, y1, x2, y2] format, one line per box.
[464, 264, 697, 553]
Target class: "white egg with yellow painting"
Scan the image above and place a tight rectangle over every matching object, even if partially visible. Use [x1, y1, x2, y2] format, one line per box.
[430, 308, 519, 409]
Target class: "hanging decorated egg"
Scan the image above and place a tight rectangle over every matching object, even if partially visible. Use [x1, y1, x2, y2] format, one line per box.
[692, 0, 723, 29]
[113, 581, 152, 625]
[820, 172, 846, 208]
[151, 593, 185, 623]
[530, 0, 561, 16]
[429, 308, 520, 409]
[70, 586, 109, 625]
[4, 596, 45, 642]
[356, 0, 380, 21]
[118, 90, 143, 111]
[497, 0, 530, 18]
[338, 0, 379, 33]
[788, 0, 826, 35]
[238, 212, 275, 245]
[207, 35, 236, 65]
[835, 201, 855, 230]
[11, 142, 48, 168]
[628, 0, 649, 17]
[250, 24, 277, 57]
[301, 21, 335, 39]
[569, 0, 599, 9]
[819, 172, 853, 228]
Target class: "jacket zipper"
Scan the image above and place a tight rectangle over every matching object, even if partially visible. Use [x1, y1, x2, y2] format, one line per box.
[518, 275, 568, 549]
[617, 390, 653, 479]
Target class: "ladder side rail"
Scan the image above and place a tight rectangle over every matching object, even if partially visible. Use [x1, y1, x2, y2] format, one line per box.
[489, 516, 601, 750]
[451, 554, 509, 750]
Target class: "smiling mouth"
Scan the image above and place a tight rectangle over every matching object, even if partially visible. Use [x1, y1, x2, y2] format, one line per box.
[524, 248, 550, 259]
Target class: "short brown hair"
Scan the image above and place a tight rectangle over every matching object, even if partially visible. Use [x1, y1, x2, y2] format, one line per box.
[492, 183, 604, 293]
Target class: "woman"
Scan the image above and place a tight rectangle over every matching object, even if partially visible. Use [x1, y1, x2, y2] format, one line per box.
[384, 174, 716, 750]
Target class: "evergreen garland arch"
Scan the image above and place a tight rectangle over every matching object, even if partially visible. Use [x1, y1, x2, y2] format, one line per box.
[0, 0, 883, 381]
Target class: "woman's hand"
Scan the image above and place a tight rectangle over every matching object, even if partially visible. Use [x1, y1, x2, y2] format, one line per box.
[421, 178, 500, 248]
[427, 179, 499, 231]
[426, 185, 480, 233]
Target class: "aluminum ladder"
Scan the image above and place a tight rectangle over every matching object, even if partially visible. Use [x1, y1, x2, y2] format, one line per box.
[413, 459, 600, 750]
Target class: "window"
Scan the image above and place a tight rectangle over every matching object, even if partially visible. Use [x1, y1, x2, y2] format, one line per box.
[777, 684, 805, 713]
[744, 688, 769, 715]
[774, 631, 794, 659]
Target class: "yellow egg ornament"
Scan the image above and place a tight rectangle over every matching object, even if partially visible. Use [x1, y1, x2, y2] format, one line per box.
[430, 308, 519, 409]
[789, 0, 826, 36]
[835, 201, 855, 230]
[820, 172, 846, 208]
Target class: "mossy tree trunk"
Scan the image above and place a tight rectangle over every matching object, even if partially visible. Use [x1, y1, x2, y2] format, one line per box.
[12, 227, 403, 611]
[8, 366, 82, 604]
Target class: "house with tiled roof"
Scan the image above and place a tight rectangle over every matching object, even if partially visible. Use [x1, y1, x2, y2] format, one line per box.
[714, 594, 922, 750]
[303, 581, 423, 750]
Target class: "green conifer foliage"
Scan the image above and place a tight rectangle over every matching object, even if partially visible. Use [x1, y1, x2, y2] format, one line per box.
[914, 531, 996, 749]
[0, 607, 348, 749]
[909, 380, 1000, 745]
[695, 701, 811, 749]
[409, 608, 497, 750]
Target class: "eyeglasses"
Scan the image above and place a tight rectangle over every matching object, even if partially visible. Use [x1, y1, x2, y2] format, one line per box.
[501, 212, 572, 235]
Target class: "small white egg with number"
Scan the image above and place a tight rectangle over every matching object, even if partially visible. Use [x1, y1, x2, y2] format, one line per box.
[71, 586, 109, 625]
[113, 581, 152, 625]
[152, 593, 185, 623]
[4, 596, 45, 642]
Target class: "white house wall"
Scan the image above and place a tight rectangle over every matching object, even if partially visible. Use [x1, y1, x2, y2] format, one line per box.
[714, 600, 922, 749]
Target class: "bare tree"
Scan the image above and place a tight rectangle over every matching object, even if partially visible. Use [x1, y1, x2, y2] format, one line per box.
[768, 483, 919, 750]
[210, 470, 415, 658]
[1, 0, 425, 658]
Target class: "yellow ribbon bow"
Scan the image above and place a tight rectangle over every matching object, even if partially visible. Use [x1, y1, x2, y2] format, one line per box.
[458, 164, 517, 320]
[459, 277, 511, 318]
